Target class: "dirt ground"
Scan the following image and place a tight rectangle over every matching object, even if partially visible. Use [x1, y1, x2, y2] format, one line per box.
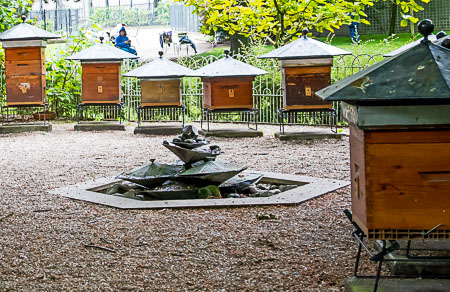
[0, 122, 374, 291]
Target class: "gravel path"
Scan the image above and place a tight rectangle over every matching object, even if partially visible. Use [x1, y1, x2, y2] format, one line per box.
[0, 122, 366, 291]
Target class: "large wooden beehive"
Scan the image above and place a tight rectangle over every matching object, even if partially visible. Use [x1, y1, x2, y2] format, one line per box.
[67, 38, 138, 105]
[191, 50, 268, 110]
[81, 62, 121, 104]
[0, 22, 59, 106]
[317, 24, 450, 240]
[259, 29, 350, 111]
[202, 76, 254, 110]
[282, 59, 332, 110]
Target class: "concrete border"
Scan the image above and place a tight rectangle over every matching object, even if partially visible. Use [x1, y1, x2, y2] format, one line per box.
[134, 125, 184, 135]
[74, 122, 126, 131]
[0, 123, 52, 134]
[275, 131, 345, 141]
[374, 240, 450, 277]
[345, 276, 450, 292]
[202, 129, 264, 138]
[50, 171, 349, 209]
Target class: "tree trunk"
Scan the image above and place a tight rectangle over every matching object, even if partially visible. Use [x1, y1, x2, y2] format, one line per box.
[230, 34, 250, 55]
[389, 2, 397, 36]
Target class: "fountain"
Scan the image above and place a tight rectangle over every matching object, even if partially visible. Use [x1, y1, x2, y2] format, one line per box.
[109, 125, 265, 200]
[51, 125, 349, 209]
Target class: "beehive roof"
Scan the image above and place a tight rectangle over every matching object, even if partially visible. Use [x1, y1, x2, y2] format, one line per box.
[259, 30, 351, 60]
[0, 23, 60, 41]
[316, 40, 450, 104]
[67, 42, 138, 61]
[123, 53, 193, 78]
[190, 51, 268, 77]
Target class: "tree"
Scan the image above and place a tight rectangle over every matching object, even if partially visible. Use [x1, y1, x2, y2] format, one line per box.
[177, 0, 431, 47]
[0, 0, 33, 33]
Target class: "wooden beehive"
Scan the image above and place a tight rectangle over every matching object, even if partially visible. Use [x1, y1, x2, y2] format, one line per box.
[67, 38, 138, 105]
[202, 76, 254, 110]
[349, 124, 450, 240]
[317, 23, 450, 240]
[282, 59, 333, 110]
[259, 29, 350, 111]
[122, 52, 193, 108]
[81, 62, 121, 104]
[141, 79, 181, 107]
[192, 50, 267, 111]
[4, 46, 46, 106]
[0, 22, 59, 107]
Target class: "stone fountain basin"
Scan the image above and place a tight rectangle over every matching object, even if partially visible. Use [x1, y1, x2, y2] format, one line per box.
[50, 171, 349, 209]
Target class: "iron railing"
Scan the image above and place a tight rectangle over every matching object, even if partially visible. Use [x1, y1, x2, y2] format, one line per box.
[0, 53, 384, 125]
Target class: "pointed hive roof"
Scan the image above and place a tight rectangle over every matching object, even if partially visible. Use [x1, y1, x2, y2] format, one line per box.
[190, 50, 268, 78]
[0, 23, 60, 41]
[67, 39, 138, 61]
[123, 52, 193, 79]
[316, 35, 449, 104]
[259, 29, 351, 60]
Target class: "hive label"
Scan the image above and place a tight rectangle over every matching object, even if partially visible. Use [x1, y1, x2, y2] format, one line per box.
[305, 86, 312, 96]
[18, 82, 30, 94]
[98, 86, 103, 93]
[158, 83, 164, 93]
[228, 89, 235, 98]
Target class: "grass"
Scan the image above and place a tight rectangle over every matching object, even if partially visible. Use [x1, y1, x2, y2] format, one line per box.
[199, 31, 450, 58]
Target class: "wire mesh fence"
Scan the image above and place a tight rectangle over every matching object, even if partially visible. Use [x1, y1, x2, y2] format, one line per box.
[0, 53, 384, 125]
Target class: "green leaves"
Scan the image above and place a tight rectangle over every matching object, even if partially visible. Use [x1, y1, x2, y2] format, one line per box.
[177, 0, 431, 47]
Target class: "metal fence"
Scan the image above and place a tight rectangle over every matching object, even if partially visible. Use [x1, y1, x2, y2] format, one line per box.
[0, 53, 384, 125]
[170, 4, 200, 32]
[30, 8, 83, 35]
[88, 4, 161, 27]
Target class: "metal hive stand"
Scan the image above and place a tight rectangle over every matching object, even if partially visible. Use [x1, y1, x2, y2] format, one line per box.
[200, 108, 259, 131]
[344, 209, 450, 292]
[76, 102, 125, 124]
[278, 108, 337, 134]
[136, 104, 186, 128]
[1, 103, 50, 126]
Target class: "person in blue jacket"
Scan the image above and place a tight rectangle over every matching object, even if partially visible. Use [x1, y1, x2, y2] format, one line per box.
[115, 27, 137, 55]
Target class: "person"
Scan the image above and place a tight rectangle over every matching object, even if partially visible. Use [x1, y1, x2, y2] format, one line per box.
[113, 23, 126, 39]
[179, 34, 197, 54]
[348, 15, 360, 45]
[115, 27, 137, 55]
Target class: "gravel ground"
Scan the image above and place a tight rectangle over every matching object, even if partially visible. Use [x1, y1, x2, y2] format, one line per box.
[0, 122, 370, 291]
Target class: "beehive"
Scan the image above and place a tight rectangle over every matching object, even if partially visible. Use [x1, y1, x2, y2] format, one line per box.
[123, 52, 193, 107]
[67, 38, 138, 105]
[317, 21, 450, 240]
[0, 22, 59, 106]
[259, 29, 350, 110]
[191, 50, 268, 110]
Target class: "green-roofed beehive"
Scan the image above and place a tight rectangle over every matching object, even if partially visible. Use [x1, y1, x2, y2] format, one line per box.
[316, 20, 450, 240]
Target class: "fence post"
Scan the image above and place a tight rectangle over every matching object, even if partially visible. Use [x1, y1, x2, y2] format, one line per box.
[43, 10, 47, 31]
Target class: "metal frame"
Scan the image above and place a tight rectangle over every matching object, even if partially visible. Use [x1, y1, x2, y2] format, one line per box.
[278, 108, 337, 134]
[76, 103, 125, 124]
[1, 103, 50, 126]
[200, 108, 259, 131]
[344, 209, 450, 292]
[136, 104, 186, 128]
